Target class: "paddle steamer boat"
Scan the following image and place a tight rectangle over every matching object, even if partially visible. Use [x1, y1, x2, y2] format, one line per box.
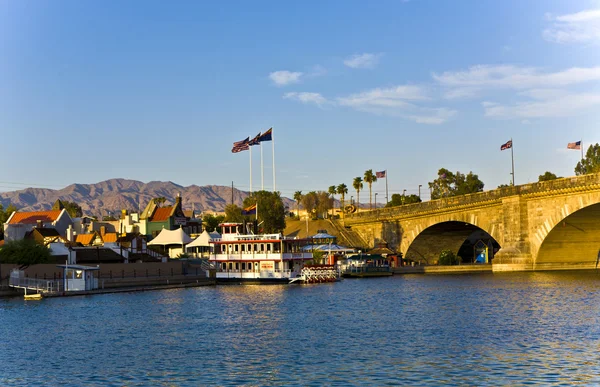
[209, 222, 314, 284]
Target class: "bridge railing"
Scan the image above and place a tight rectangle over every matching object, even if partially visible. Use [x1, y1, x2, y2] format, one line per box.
[345, 172, 600, 223]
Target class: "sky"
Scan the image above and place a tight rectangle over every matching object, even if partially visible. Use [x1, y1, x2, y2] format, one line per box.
[1, 0, 599, 203]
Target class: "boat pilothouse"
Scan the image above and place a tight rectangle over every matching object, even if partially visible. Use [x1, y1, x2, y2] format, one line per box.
[209, 222, 314, 283]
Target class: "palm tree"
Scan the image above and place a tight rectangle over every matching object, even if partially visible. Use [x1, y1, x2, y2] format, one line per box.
[293, 191, 303, 219]
[328, 186, 337, 217]
[353, 177, 363, 212]
[337, 183, 348, 213]
[364, 170, 377, 210]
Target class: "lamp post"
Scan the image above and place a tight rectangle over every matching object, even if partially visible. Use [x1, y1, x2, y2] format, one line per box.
[351, 196, 353, 206]
[402, 189, 406, 205]
[418, 185, 422, 199]
[375, 193, 378, 209]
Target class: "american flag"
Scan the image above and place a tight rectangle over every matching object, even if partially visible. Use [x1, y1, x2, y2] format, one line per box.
[500, 140, 512, 151]
[376, 170, 386, 178]
[567, 141, 581, 150]
[232, 137, 250, 153]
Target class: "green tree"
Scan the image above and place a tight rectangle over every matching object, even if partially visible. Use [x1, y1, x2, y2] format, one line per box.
[385, 193, 422, 207]
[203, 213, 225, 232]
[0, 239, 52, 268]
[353, 177, 363, 212]
[336, 183, 348, 213]
[316, 191, 333, 218]
[328, 186, 337, 217]
[575, 143, 600, 175]
[0, 203, 17, 239]
[428, 168, 484, 200]
[242, 190, 286, 234]
[363, 170, 377, 210]
[63, 201, 83, 218]
[293, 191, 303, 219]
[301, 191, 318, 219]
[224, 204, 244, 223]
[154, 197, 167, 207]
[538, 171, 561, 182]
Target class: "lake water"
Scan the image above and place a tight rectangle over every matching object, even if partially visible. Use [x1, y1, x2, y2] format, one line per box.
[1, 271, 600, 386]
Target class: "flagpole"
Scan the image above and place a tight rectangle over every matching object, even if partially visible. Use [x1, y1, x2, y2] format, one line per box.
[385, 170, 389, 204]
[511, 138, 515, 186]
[581, 139, 584, 168]
[272, 129, 276, 193]
[249, 146, 253, 195]
[261, 138, 264, 191]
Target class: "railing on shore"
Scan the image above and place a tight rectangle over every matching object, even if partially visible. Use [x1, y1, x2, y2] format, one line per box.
[9, 271, 62, 293]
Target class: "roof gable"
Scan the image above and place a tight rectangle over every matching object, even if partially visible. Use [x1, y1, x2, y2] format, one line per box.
[150, 207, 173, 222]
[75, 233, 96, 245]
[102, 233, 118, 243]
[8, 210, 63, 225]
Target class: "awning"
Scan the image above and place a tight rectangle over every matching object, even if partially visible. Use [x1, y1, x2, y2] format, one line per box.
[147, 227, 193, 246]
[302, 244, 356, 253]
[186, 230, 219, 249]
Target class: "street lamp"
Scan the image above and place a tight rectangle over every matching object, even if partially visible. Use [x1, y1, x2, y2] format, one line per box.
[351, 196, 354, 205]
[375, 193, 378, 209]
[418, 185, 422, 199]
[402, 189, 406, 205]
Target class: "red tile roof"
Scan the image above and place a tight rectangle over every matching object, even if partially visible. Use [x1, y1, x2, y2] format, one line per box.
[151, 207, 172, 222]
[8, 210, 62, 225]
[102, 233, 118, 243]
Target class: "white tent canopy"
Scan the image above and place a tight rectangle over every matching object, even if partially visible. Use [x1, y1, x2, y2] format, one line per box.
[186, 230, 220, 249]
[147, 227, 193, 246]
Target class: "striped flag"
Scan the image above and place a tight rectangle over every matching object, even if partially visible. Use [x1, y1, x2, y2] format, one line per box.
[567, 141, 581, 150]
[500, 140, 512, 151]
[232, 137, 250, 153]
[376, 170, 386, 178]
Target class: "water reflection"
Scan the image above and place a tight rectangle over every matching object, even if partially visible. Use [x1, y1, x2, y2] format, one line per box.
[1, 271, 600, 385]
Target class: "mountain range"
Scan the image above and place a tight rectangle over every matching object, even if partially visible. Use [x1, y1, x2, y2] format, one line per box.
[0, 178, 297, 216]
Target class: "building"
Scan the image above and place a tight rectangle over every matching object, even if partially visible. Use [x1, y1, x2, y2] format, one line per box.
[3, 200, 74, 242]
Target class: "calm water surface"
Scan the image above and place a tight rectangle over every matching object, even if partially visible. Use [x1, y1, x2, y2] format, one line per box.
[2, 271, 600, 386]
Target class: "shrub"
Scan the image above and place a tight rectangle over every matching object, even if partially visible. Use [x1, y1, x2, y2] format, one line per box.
[438, 249, 459, 265]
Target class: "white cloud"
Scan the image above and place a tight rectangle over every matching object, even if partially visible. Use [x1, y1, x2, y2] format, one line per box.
[269, 71, 303, 86]
[282, 84, 454, 124]
[283, 92, 328, 107]
[433, 65, 600, 89]
[483, 92, 600, 118]
[543, 8, 600, 43]
[336, 85, 455, 124]
[443, 87, 480, 100]
[337, 85, 428, 108]
[343, 53, 382, 69]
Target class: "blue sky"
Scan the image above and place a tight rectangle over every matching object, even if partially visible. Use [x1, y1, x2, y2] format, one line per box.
[1, 0, 599, 202]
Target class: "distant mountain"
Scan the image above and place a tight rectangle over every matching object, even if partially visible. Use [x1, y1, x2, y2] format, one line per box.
[0, 178, 297, 216]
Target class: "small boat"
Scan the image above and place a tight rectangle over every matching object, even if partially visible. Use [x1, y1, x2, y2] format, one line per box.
[209, 222, 314, 284]
[339, 254, 393, 278]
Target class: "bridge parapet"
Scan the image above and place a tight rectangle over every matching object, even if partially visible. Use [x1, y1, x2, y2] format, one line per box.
[345, 173, 600, 225]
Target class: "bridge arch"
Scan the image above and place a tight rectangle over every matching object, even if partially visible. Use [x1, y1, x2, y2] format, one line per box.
[402, 213, 502, 264]
[534, 202, 600, 267]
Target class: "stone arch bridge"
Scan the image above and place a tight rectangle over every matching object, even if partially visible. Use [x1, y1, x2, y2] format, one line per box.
[343, 173, 600, 271]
